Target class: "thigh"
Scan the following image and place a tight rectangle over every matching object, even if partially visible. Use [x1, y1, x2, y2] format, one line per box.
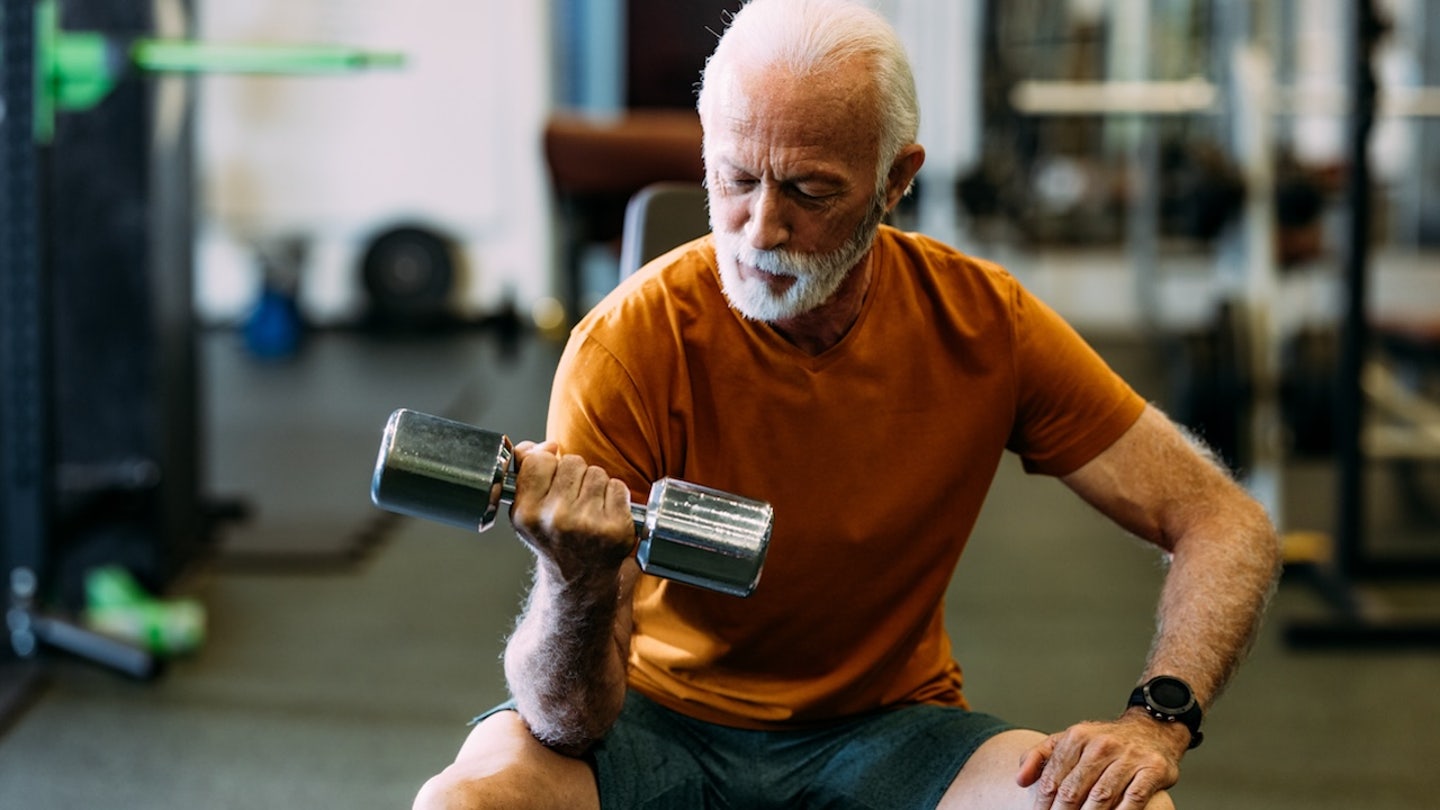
[806, 705, 1016, 809]
[415, 710, 601, 810]
[936, 729, 1045, 810]
[590, 692, 709, 809]
[936, 730, 1175, 810]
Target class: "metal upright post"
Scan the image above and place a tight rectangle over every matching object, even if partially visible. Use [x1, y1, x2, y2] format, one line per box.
[2, 0, 51, 632]
[1333, 0, 1379, 583]
[1284, 0, 1440, 648]
[1, 0, 54, 723]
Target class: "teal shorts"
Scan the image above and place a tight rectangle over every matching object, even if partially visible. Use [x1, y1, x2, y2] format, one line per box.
[474, 691, 1016, 809]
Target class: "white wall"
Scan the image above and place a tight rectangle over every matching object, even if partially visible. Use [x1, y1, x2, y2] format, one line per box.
[194, 0, 553, 324]
[880, 0, 984, 247]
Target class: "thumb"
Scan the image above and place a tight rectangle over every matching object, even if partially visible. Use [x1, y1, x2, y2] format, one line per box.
[1016, 736, 1055, 788]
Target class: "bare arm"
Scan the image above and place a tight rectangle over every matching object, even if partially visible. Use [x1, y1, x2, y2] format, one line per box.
[1019, 404, 1282, 807]
[1061, 404, 1281, 702]
[501, 441, 641, 757]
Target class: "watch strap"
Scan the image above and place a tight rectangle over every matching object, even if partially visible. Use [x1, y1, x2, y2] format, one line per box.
[1128, 677, 1204, 750]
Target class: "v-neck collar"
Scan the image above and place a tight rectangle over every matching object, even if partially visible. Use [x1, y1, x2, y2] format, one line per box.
[709, 232, 889, 373]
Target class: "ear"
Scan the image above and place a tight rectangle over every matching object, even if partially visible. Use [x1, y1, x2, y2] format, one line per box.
[883, 144, 926, 211]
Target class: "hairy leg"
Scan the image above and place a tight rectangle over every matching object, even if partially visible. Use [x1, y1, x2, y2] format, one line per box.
[413, 710, 601, 810]
[938, 730, 1175, 810]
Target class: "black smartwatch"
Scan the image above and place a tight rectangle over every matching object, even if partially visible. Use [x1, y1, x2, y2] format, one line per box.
[1127, 676, 1204, 749]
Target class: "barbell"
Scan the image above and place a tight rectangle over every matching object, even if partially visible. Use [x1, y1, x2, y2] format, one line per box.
[370, 409, 773, 597]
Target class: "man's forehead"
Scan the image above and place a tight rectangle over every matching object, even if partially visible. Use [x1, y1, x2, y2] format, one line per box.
[714, 58, 870, 113]
[702, 63, 879, 156]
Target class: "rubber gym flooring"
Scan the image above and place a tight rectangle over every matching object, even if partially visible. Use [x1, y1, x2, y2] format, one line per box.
[0, 326, 1437, 809]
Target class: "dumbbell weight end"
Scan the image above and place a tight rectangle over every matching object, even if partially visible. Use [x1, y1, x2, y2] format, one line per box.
[495, 474, 777, 599]
[371, 409, 646, 534]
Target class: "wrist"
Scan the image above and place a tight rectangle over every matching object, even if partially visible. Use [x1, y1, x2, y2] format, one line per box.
[1122, 705, 1197, 755]
[535, 545, 626, 586]
[1127, 675, 1205, 750]
[535, 559, 625, 615]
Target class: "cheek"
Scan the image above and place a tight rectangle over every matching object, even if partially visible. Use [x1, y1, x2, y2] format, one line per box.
[708, 194, 747, 232]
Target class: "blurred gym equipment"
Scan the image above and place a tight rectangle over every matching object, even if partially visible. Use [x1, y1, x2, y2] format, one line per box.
[1284, 0, 1440, 647]
[618, 181, 710, 280]
[544, 110, 704, 321]
[1, 0, 403, 724]
[360, 225, 462, 334]
[996, 0, 1440, 647]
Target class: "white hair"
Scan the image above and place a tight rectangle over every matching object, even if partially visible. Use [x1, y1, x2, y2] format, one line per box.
[696, 0, 920, 190]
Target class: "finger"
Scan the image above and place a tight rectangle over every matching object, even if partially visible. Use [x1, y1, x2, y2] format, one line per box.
[606, 478, 633, 520]
[512, 439, 561, 468]
[1077, 760, 1133, 810]
[1053, 742, 1122, 810]
[577, 463, 617, 511]
[549, 453, 590, 499]
[1112, 766, 1171, 810]
[1032, 735, 1084, 809]
[514, 446, 557, 496]
[585, 473, 638, 559]
[1017, 737, 1055, 787]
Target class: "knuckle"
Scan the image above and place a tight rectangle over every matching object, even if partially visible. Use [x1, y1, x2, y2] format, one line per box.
[1062, 724, 1099, 749]
[1088, 735, 1119, 756]
[1135, 754, 1173, 779]
[1036, 776, 1060, 799]
[1141, 761, 1179, 788]
[547, 505, 588, 536]
[1125, 785, 1155, 806]
[509, 506, 539, 535]
[1087, 783, 1117, 804]
[1056, 784, 1089, 805]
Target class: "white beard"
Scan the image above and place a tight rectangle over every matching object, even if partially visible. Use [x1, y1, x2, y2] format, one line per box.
[713, 196, 887, 323]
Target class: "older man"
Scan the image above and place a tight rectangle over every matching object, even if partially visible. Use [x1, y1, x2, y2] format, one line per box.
[415, 1, 1280, 808]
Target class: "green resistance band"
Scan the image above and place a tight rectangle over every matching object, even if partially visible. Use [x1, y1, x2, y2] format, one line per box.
[131, 40, 407, 75]
[29, 0, 405, 142]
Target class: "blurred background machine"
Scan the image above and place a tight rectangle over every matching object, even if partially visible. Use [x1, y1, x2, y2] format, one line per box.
[1, 0, 402, 708]
[959, 0, 1440, 646]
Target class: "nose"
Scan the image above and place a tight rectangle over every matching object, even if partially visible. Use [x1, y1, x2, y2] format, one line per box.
[745, 185, 789, 251]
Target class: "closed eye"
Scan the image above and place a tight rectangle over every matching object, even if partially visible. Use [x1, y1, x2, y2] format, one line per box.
[789, 184, 839, 206]
[717, 176, 758, 194]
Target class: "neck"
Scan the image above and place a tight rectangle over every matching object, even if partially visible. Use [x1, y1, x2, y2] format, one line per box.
[768, 252, 874, 355]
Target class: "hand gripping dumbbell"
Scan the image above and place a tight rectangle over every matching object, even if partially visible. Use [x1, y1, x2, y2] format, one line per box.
[370, 409, 773, 597]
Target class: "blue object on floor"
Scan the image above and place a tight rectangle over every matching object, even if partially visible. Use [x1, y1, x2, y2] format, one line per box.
[243, 284, 303, 360]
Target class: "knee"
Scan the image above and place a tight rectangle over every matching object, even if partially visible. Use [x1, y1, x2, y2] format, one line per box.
[413, 765, 487, 810]
[413, 763, 539, 810]
[413, 713, 598, 810]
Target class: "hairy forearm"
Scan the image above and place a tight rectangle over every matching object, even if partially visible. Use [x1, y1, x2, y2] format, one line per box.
[1062, 407, 1284, 709]
[1144, 494, 1281, 706]
[503, 564, 631, 756]
[1032, 409, 1284, 800]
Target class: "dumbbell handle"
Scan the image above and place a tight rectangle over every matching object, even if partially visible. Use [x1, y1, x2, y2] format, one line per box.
[493, 471, 648, 532]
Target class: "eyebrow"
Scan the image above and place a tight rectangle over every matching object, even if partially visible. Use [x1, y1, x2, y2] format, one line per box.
[713, 158, 849, 189]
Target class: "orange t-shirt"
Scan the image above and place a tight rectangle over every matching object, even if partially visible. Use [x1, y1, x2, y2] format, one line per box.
[547, 226, 1145, 730]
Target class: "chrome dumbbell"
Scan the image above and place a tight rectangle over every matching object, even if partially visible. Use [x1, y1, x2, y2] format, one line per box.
[370, 409, 773, 597]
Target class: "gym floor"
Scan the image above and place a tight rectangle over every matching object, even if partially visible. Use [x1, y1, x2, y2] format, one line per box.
[0, 324, 1437, 809]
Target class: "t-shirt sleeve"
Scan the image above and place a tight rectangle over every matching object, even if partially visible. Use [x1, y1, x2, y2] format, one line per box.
[544, 329, 665, 500]
[1004, 282, 1147, 476]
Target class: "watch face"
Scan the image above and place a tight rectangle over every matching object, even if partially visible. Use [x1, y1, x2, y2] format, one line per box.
[1148, 677, 1193, 711]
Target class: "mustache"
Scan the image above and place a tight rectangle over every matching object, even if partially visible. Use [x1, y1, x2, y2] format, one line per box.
[727, 193, 889, 277]
[734, 246, 809, 277]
